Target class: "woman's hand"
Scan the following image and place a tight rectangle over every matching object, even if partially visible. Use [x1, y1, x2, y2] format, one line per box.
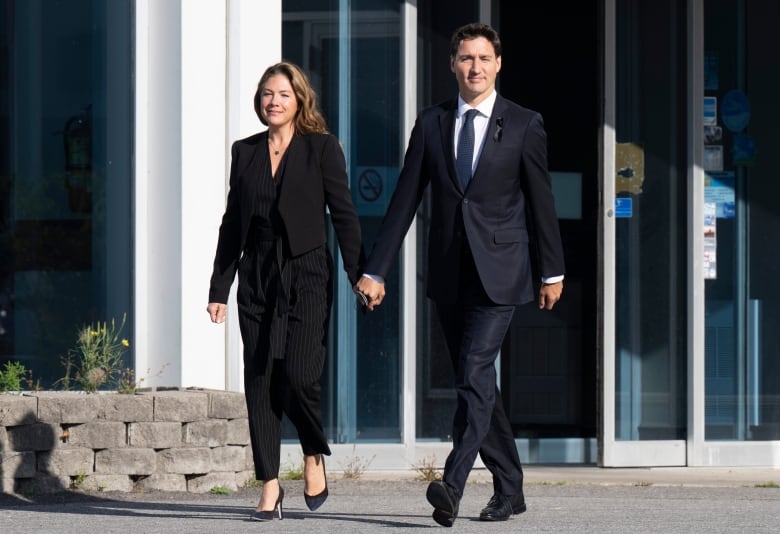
[207, 302, 227, 323]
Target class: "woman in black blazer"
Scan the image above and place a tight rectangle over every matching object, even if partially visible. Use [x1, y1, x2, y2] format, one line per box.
[207, 62, 363, 521]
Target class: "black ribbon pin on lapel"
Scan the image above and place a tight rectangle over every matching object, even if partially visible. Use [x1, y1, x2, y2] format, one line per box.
[493, 117, 503, 142]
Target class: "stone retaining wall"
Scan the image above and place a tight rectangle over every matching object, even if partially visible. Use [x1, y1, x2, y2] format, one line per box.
[0, 388, 254, 494]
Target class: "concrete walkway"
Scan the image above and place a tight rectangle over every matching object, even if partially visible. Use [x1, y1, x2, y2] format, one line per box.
[2, 466, 779, 533]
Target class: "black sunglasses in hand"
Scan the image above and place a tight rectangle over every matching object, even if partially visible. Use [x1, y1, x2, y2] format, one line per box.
[353, 287, 369, 312]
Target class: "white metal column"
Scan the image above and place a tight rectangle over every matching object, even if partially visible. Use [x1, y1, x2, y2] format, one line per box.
[400, 0, 418, 461]
[687, 0, 706, 467]
[599, 0, 618, 467]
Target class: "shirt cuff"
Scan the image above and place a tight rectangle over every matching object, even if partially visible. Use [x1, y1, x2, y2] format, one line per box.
[542, 275, 564, 284]
[362, 273, 385, 285]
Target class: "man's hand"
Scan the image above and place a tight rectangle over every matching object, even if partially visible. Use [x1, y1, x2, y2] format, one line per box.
[355, 276, 386, 311]
[539, 281, 563, 310]
[207, 302, 227, 324]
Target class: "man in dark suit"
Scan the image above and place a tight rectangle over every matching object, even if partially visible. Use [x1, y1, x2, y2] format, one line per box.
[355, 23, 565, 526]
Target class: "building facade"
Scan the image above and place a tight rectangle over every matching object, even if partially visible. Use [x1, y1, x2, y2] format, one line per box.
[1, 0, 778, 468]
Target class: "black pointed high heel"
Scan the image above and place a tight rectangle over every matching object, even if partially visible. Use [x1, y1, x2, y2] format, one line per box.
[251, 486, 284, 521]
[304, 455, 328, 511]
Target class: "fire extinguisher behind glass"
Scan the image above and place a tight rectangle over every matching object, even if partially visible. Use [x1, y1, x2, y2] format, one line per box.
[64, 105, 92, 213]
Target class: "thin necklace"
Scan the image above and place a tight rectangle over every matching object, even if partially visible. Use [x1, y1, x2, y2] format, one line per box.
[268, 136, 291, 156]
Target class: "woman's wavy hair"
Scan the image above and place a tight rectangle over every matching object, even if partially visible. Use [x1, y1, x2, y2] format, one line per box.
[254, 62, 328, 135]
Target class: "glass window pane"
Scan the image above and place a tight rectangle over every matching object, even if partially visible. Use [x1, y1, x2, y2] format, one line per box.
[0, 0, 134, 388]
[614, 0, 687, 440]
[282, 0, 402, 443]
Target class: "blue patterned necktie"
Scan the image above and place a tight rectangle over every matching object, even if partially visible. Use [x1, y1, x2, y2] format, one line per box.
[456, 109, 478, 190]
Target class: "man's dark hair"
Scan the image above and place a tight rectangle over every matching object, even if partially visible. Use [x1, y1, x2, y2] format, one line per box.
[449, 23, 502, 59]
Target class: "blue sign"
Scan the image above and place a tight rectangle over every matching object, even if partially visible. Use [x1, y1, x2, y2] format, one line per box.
[733, 134, 755, 166]
[703, 96, 717, 125]
[615, 197, 632, 218]
[721, 90, 750, 132]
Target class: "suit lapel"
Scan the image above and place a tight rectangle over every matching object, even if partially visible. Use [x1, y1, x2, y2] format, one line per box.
[277, 134, 303, 210]
[438, 101, 460, 191]
[471, 95, 509, 186]
[240, 132, 268, 219]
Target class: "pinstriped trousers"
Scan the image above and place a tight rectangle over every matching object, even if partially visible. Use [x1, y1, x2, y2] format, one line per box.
[237, 241, 333, 481]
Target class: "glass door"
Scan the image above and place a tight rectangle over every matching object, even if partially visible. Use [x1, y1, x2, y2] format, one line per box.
[601, 0, 689, 466]
[689, 0, 780, 466]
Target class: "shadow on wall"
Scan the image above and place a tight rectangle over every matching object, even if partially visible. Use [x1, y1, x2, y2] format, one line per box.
[1, 410, 254, 522]
[1, 407, 66, 498]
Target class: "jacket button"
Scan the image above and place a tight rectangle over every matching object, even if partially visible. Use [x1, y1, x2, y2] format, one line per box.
[463, 199, 469, 204]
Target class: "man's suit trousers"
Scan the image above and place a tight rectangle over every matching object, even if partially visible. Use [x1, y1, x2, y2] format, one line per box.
[434, 243, 524, 499]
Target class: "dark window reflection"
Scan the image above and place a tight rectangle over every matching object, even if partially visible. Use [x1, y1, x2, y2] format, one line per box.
[0, 0, 133, 388]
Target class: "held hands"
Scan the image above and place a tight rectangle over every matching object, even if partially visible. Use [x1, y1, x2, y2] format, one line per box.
[207, 302, 227, 324]
[210, 281, 556, 315]
[539, 281, 563, 310]
[355, 276, 386, 311]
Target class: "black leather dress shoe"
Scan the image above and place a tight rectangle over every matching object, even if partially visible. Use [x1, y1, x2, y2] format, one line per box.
[509, 493, 527, 514]
[481, 492, 527, 514]
[426, 480, 459, 527]
[478, 493, 515, 521]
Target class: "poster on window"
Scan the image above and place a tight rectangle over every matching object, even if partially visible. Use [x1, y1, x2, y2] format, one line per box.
[704, 171, 735, 218]
[704, 202, 717, 279]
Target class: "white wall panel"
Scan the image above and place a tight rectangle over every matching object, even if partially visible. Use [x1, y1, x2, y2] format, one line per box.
[135, 0, 281, 390]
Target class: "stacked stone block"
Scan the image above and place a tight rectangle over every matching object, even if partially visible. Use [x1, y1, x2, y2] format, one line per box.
[0, 388, 253, 494]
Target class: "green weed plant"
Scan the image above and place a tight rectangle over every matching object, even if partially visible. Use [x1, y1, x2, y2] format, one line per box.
[58, 315, 130, 393]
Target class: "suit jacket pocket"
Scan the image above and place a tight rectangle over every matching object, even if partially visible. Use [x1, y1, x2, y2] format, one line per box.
[493, 227, 528, 244]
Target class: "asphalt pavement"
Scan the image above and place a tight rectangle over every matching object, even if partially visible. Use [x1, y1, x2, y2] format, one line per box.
[2, 466, 779, 533]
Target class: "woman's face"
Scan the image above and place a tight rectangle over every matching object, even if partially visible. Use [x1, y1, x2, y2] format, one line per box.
[259, 74, 298, 129]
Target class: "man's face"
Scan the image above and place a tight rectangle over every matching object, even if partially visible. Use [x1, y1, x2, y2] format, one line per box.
[450, 36, 502, 104]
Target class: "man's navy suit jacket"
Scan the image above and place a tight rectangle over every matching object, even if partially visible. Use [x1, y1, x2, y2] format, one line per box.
[365, 95, 565, 306]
